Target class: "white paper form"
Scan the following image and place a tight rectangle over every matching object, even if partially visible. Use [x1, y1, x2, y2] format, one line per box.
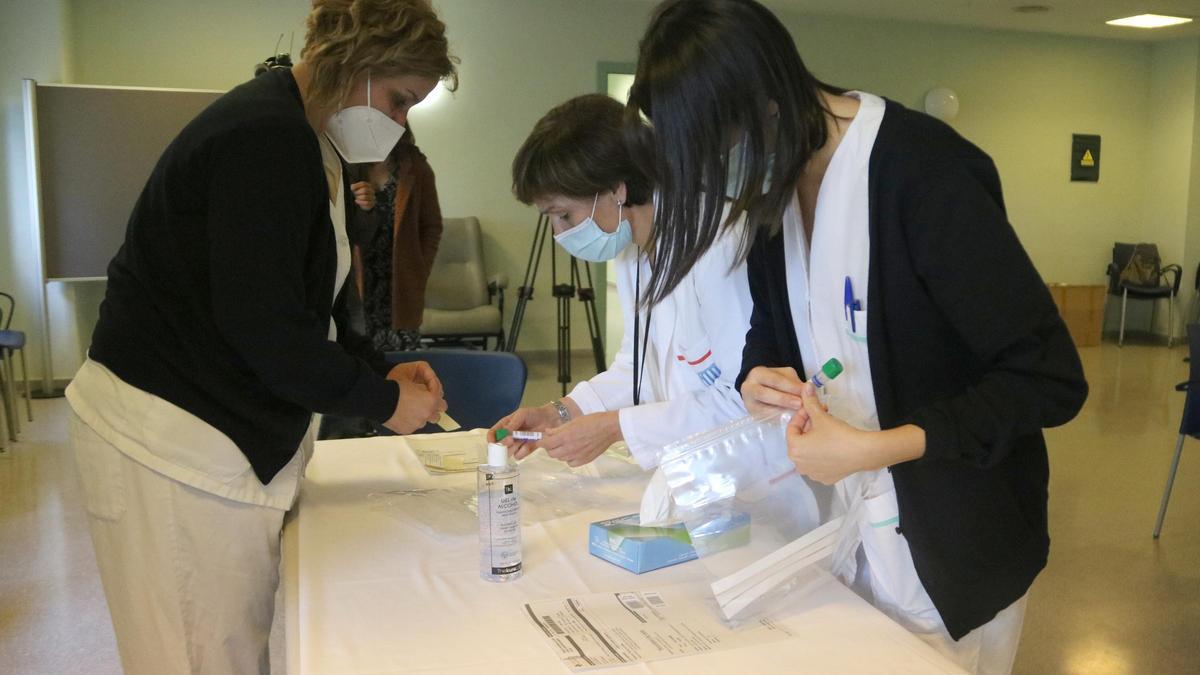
[523, 583, 793, 671]
[404, 429, 485, 473]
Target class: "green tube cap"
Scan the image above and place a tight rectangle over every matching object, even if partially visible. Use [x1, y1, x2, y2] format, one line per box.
[821, 358, 843, 381]
[494, 428, 509, 441]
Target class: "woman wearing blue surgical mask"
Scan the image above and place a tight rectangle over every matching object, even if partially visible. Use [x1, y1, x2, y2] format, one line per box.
[490, 94, 752, 471]
[64, 2, 455, 672]
[630, 1, 1087, 673]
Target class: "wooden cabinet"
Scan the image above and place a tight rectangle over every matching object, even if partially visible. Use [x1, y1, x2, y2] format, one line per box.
[1047, 284, 1106, 347]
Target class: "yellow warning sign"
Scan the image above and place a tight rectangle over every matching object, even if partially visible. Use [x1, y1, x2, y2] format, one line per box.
[1081, 149, 1095, 167]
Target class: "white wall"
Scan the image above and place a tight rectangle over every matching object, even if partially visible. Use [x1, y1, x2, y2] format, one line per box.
[769, 13, 1200, 341]
[61, 0, 649, 368]
[1136, 38, 1198, 338]
[774, 11, 1157, 289]
[5, 1, 1200, 385]
[399, 0, 651, 355]
[0, 0, 80, 384]
[1188, 59, 1200, 329]
[1089, 37, 1199, 338]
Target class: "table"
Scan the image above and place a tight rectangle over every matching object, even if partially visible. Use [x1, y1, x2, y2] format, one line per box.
[283, 436, 965, 674]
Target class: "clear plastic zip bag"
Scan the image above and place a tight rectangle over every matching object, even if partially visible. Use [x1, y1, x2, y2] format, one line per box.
[656, 411, 863, 625]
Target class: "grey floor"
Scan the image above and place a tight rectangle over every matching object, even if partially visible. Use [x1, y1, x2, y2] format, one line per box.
[1, 344, 1197, 674]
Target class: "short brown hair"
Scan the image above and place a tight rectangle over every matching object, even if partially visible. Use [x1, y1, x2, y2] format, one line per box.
[301, 0, 458, 114]
[512, 94, 654, 206]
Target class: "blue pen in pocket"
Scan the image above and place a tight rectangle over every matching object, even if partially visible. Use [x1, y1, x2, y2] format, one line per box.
[844, 276, 862, 333]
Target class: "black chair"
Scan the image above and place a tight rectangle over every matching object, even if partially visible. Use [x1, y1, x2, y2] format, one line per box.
[0, 292, 32, 441]
[379, 349, 527, 434]
[1106, 242, 1182, 347]
[1154, 323, 1200, 538]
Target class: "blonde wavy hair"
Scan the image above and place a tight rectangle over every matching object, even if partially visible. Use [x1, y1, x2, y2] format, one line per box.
[301, 0, 458, 113]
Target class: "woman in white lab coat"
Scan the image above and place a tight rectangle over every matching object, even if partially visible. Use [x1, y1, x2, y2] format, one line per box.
[492, 94, 752, 469]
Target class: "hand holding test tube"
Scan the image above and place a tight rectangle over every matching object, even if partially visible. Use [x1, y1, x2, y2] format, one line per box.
[494, 429, 542, 442]
[769, 359, 843, 483]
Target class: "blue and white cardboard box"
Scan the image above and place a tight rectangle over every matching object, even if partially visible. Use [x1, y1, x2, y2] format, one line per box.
[588, 512, 751, 574]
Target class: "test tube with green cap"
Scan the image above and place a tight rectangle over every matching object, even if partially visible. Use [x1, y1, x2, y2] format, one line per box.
[765, 357, 845, 484]
[494, 428, 542, 442]
[809, 358, 843, 388]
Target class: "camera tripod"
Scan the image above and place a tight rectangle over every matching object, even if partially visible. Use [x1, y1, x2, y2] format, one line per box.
[506, 214, 606, 395]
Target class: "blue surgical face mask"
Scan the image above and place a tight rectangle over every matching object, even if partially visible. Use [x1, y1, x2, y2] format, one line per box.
[725, 136, 775, 199]
[553, 194, 633, 262]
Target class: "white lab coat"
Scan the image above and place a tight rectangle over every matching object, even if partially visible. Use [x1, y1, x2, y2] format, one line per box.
[567, 220, 753, 468]
[783, 91, 1026, 675]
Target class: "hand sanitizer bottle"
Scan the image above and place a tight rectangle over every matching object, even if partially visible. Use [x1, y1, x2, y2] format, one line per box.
[479, 442, 522, 582]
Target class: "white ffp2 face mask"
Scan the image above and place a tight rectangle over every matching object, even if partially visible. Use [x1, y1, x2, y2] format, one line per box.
[324, 73, 406, 163]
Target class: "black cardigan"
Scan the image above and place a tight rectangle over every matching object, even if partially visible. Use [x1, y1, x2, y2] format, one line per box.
[89, 69, 399, 485]
[736, 100, 1088, 639]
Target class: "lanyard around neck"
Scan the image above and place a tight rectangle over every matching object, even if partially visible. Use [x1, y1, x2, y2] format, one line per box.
[633, 251, 653, 406]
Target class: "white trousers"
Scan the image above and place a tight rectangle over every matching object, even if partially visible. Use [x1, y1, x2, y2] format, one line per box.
[70, 413, 285, 675]
[914, 594, 1027, 675]
[854, 489, 1028, 675]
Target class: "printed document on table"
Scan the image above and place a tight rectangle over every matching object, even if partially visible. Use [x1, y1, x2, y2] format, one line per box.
[402, 429, 485, 473]
[523, 583, 793, 671]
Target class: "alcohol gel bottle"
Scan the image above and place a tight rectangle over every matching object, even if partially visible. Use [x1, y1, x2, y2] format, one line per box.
[479, 442, 522, 582]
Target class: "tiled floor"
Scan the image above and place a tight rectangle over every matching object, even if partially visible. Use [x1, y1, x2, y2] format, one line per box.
[0, 344, 1197, 674]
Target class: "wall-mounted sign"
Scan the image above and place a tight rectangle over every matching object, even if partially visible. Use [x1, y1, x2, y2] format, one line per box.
[1071, 134, 1100, 182]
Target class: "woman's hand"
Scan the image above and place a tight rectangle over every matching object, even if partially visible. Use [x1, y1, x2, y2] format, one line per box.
[741, 365, 807, 416]
[383, 378, 446, 435]
[489, 405, 562, 460]
[386, 361, 443, 400]
[540, 411, 623, 468]
[351, 181, 376, 211]
[786, 385, 926, 485]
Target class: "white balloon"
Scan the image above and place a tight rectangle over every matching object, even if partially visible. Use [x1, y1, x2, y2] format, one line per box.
[924, 87, 960, 121]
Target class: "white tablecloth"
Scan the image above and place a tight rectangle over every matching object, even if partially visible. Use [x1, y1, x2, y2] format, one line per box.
[283, 436, 964, 674]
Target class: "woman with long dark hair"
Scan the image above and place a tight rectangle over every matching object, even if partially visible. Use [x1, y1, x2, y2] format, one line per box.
[629, 1, 1087, 672]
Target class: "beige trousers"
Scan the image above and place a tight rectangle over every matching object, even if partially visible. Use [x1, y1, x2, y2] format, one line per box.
[70, 413, 285, 675]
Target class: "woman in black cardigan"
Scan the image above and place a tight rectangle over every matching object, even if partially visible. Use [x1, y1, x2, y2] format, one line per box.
[629, 1, 1087, 672]
[66, 2, 455, 671]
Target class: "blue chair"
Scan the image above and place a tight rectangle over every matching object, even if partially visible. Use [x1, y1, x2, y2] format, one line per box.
[381, 349, 527, 434]
[1154, 323, 1200, 537]
[0, 292, 32, 441]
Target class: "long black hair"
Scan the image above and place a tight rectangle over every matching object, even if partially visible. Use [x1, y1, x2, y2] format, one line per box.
[628, 0, 839, 304]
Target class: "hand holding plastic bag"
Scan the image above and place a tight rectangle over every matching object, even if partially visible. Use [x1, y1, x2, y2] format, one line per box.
[655, 411, 866, 624]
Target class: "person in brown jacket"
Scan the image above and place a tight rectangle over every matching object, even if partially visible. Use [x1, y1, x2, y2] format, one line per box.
[350, 126, 444, 351]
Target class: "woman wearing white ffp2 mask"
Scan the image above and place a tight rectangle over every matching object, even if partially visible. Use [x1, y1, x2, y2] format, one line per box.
[325, 71, 409, 163]
[64, 2, 458, 672]
[491, 93, 753, 472]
